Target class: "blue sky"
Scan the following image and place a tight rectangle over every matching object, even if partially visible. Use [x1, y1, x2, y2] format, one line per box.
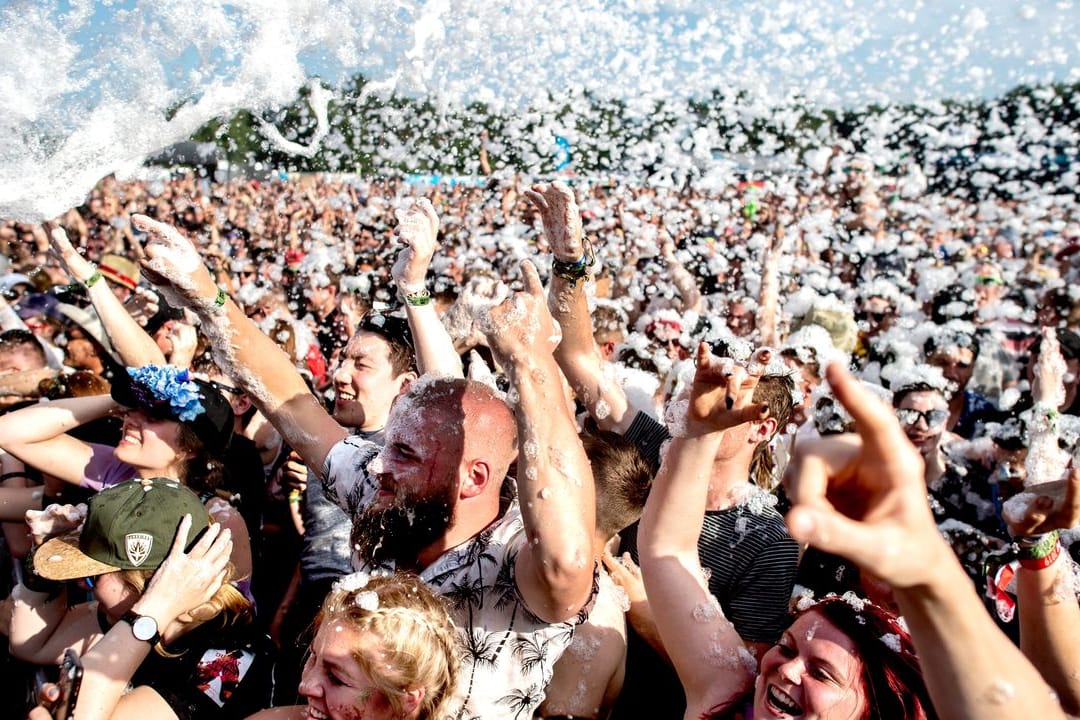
[2, 0, 1079, 219]
[6, 0, 1080, 114]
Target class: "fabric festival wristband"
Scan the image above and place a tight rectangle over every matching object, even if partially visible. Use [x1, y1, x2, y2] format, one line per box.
[1017, 530, 1062, 571]
[404, 289, 432, 307]
[213, 287, 228, 307]
[84, 269, 104, 288]
[1019, 541, 1062, 571]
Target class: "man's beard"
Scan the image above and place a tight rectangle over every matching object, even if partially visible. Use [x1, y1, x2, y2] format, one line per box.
[351, 488, 455, 569]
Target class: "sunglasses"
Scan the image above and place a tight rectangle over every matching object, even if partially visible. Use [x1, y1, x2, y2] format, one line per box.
[209, 380, 243, 396]
[857, 310, 890, 323]
[930, 357, 973, 370]
[896, 407, 948, 427]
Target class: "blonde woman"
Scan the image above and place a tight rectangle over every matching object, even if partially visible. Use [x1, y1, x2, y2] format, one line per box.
[16, 478, 271, 720]
[249, 572, 459, 720]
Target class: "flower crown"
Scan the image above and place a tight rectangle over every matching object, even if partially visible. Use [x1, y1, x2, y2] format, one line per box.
[126, 365, 206, 422]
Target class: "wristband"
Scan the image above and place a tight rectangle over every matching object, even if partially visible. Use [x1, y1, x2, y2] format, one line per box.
[403, 289, 432, 307]
[84, 269, 104, 288]
[552, 238, 594, 285]
[1017, 530, 1062, 571]
[213, 287, 228, 307]
[288, 489, 302, 505]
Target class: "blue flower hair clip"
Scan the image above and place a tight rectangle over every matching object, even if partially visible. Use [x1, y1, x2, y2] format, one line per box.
[126, 365, 206, 422]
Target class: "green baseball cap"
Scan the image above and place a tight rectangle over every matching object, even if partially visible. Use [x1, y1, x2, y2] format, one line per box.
[35, 478, 211, 581]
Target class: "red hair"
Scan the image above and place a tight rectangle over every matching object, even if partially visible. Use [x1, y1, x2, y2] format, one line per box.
[809, 597, 935, 720]
[705, 596, 935, 720]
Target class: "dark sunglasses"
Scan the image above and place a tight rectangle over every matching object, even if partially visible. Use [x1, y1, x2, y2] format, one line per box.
[897, 407, 948, 427]
[857, 310, 890, 323]
[209, 380, 243, 396]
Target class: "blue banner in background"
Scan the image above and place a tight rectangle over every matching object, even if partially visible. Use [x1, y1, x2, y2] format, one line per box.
[554, 136, 572, 171]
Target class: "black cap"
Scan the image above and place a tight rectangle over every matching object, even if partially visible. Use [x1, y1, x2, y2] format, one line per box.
[111, 365, 234, 454]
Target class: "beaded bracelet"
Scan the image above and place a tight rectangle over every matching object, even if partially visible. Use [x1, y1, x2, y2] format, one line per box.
[552, 238, 595, 285]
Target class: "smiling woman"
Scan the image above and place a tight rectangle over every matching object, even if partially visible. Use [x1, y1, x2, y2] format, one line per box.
[246, 572, 459, 720]
[743, 597, 929, 720]
[0, 364, 254, 583]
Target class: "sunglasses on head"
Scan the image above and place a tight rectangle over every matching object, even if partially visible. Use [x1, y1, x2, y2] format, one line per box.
[897, 407, 948, 427]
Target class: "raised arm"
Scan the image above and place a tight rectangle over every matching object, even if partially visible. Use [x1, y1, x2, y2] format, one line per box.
[526, 182, 632, 433]
[785, 364, 1065, 720]
[0, 396, 114, 486]
[637, 345, 767, 716]
[391, 198, 463, 378]
[660, 233, 702, 315]
[481, 260, 595, 623]
[48, 226, 165, 366]
[1002, 468, 1080, 717]
[131, 214, 346, 476]
[754, 226, 789, 349]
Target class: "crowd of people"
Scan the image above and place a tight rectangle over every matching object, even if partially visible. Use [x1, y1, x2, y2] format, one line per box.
[0, 153, 1078, 720]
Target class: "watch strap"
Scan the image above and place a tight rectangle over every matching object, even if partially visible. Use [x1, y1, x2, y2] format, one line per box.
[121, 611, 161, 645]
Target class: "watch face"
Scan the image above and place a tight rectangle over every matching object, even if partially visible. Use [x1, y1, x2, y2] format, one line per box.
[132, 615, 158, 642]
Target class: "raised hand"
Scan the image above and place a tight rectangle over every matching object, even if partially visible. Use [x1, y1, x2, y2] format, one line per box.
[524, 182, 584, 262]
[1033, 326, 1067, 408]
[47, 226, 96, 284]
[783, 363, 950, 590]
[601, 549, 646, 607]
[676, 344, 770, 437]
[131, 214, 218, 309]
[391, 198, 440, 296]
[476, 260, 560, 364]
[1003, 467, 1080, 537]
[25, 503, 87, 546]
[124, 286, 161, 326]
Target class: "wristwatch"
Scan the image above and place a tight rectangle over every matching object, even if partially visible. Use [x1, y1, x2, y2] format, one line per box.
[121, 611, 161, 645]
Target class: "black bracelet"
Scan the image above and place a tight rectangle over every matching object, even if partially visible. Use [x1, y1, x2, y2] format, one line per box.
[0, 470, 40, 483]
[552, 238, 595, 285]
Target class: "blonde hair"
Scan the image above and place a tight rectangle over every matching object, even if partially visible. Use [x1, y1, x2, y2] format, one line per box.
[119, 563, 252, 657]
[317, 573, 459, 720]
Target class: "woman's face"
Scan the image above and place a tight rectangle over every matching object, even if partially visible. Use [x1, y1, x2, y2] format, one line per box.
[114, 409, 186, 476]
[754, 611, 867, 719]
[299, 623, 403, 720]
[85, 572, 139, 623]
